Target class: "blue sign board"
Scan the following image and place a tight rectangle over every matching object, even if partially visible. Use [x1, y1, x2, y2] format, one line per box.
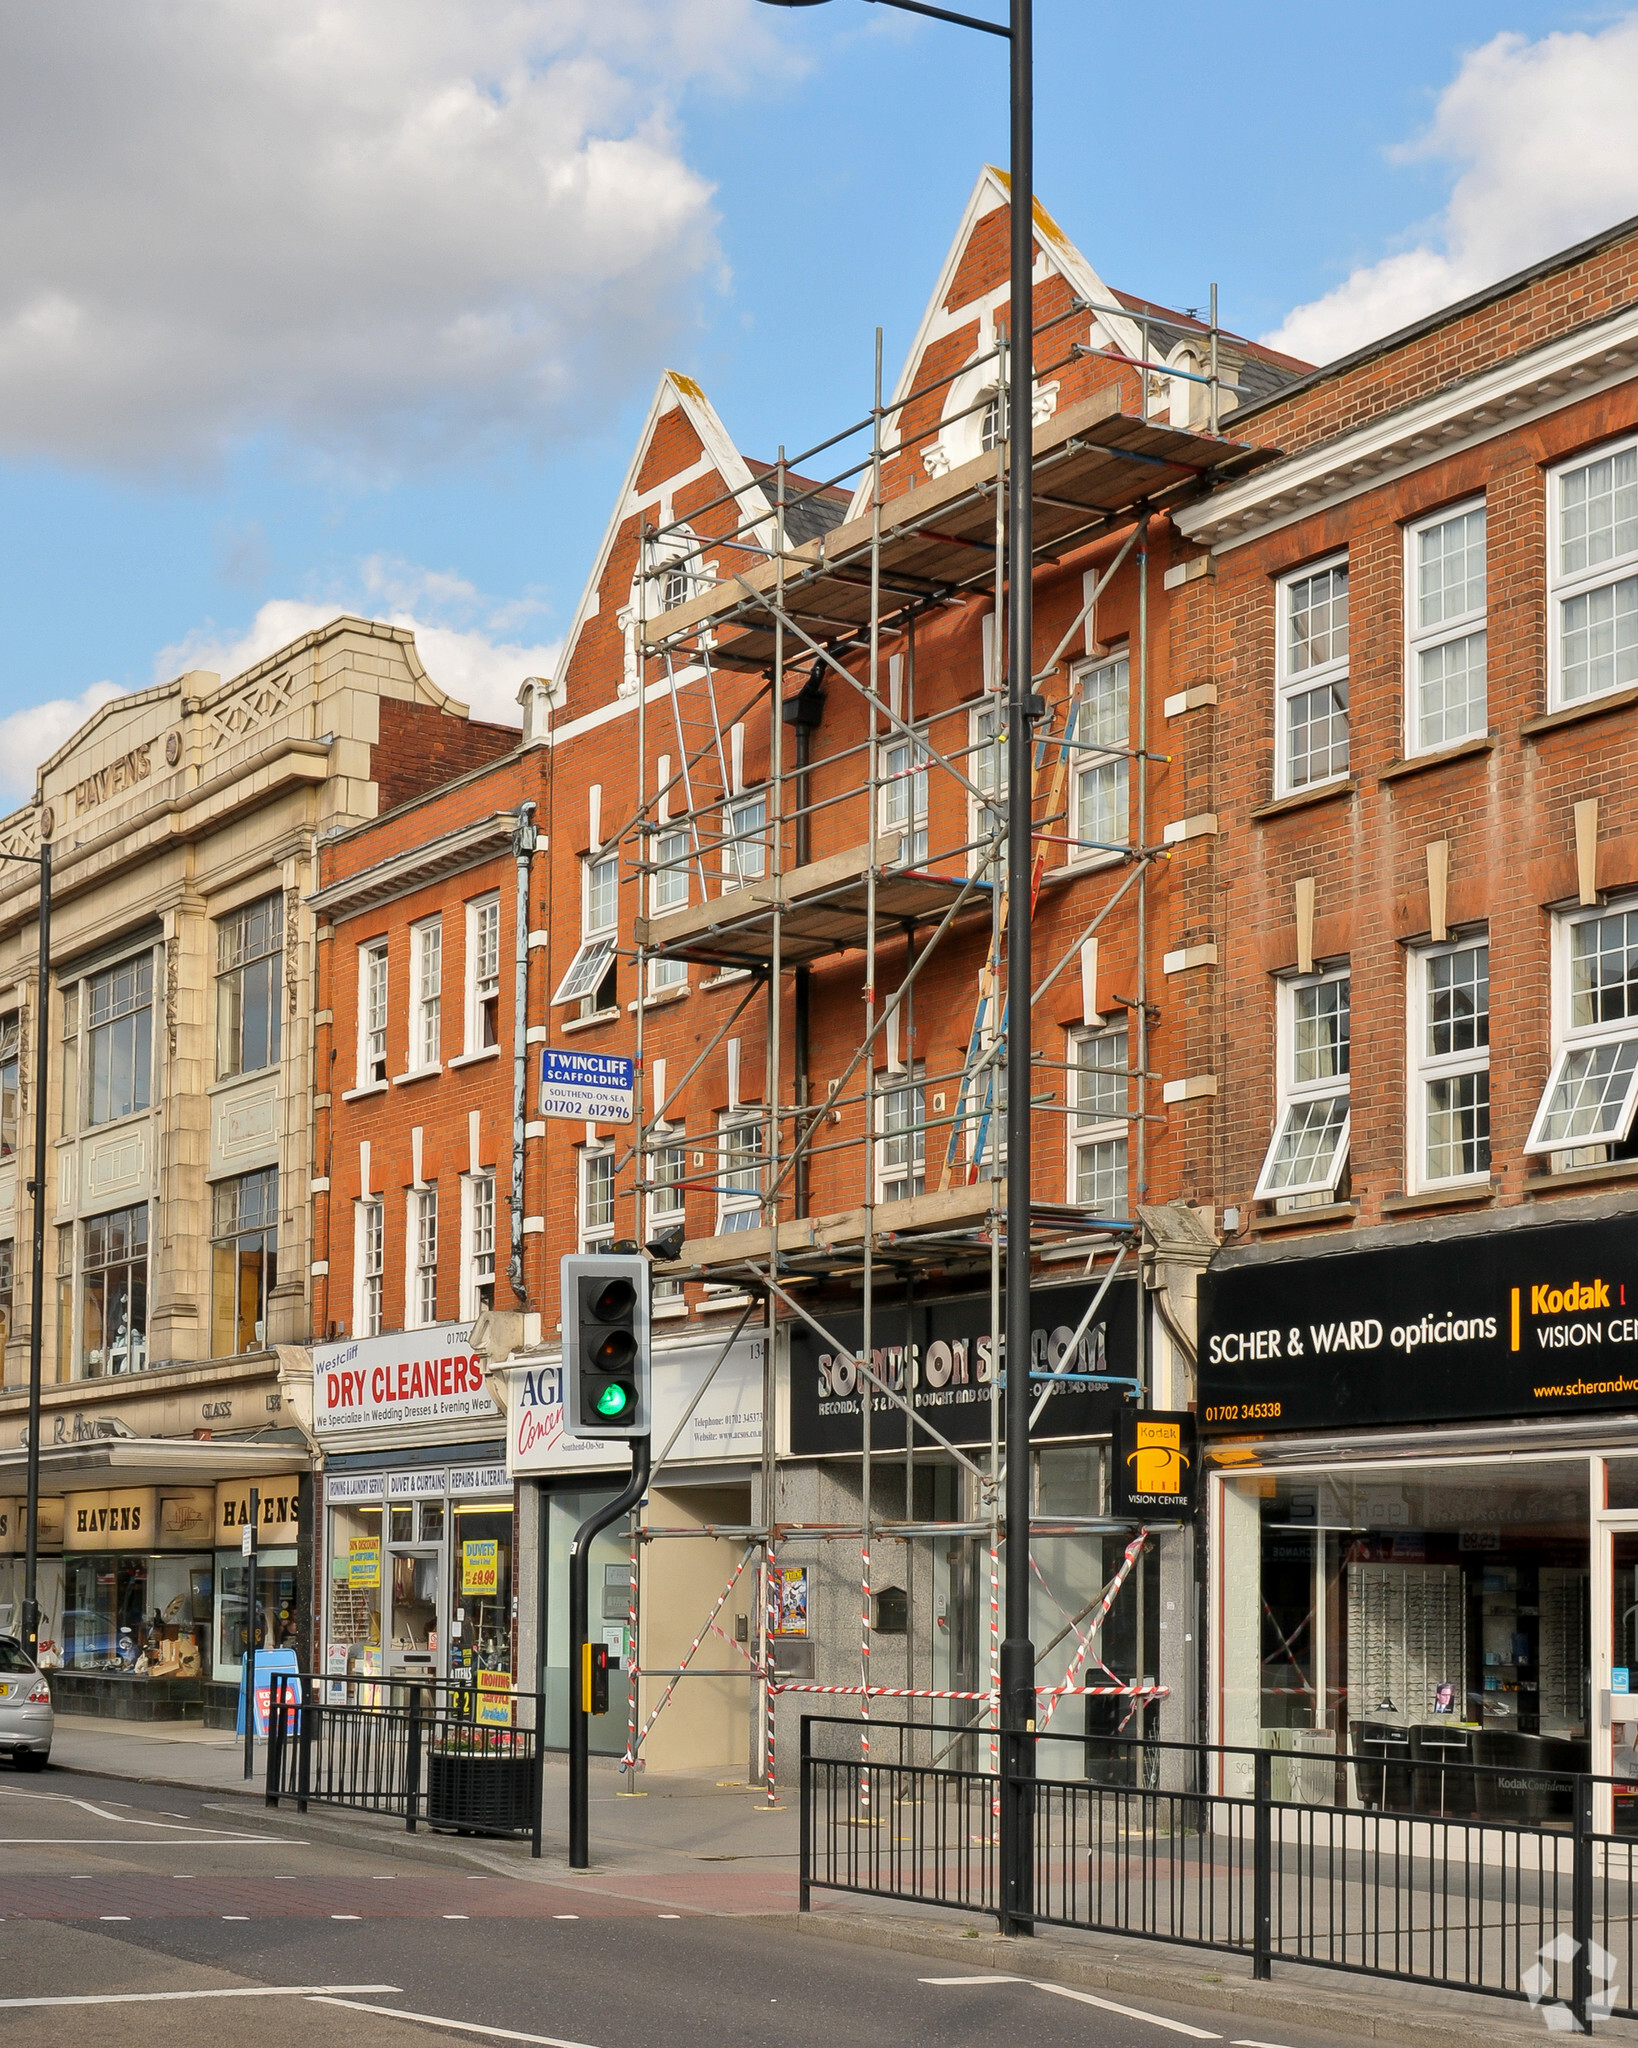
[540, 1049, 636, 1124]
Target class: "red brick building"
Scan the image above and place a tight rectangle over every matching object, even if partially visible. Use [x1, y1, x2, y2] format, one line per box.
[1172, 214, 1638, 1793]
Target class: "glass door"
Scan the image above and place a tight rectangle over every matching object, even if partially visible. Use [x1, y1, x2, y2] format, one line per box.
[386, 1494, 446, 1679]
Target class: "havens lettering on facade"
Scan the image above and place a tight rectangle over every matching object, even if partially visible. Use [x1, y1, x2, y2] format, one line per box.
[71, 742, 152, 818]
[74, 1502, 143, 1535]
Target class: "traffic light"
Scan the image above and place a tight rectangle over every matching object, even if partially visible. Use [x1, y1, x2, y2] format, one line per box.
[582, 1642, 611, 1715]
[562, 1252, 651, 1437]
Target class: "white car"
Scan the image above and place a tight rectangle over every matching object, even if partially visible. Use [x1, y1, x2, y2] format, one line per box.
[0, 1637, 52, 1769]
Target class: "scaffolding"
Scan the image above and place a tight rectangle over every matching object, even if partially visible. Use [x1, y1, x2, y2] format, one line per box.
[576, 289, 1270, 1792]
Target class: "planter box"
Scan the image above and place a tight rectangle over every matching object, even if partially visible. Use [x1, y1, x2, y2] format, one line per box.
[46, 1672, 204, 1722]
[426, 1748, 537, 1836]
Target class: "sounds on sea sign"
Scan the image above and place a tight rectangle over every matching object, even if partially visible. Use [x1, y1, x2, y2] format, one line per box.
[540, 1049, 635, 1124]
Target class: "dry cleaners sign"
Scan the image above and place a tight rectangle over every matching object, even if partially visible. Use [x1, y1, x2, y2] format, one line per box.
[313, 1323, 498, 1435]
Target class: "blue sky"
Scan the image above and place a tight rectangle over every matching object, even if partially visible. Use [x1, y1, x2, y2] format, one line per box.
[2, 1, 1635, 798]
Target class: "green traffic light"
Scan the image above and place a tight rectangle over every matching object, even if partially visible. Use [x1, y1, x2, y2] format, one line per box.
[595, 1383, 631, 1418]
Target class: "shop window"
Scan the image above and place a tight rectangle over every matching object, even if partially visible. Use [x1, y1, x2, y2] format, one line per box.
[1406, 501, 1486, 753]
[1069, 1021, 1129, 1213]
[78, 1203, 149, 1377]
[63, 1552, 213, 1675]
[0, 1010, 17, 1156]
[0, 1237, 12, 1353]
[1410, 937, 1490, 1187]
[879, 724, 928, 867]
[1255, 967, 1351, 1204]
[358, 939, 388, 1086]
[724, 792, 766, 886]
[552, 855, 618, 1016]
[1527, 899, 1638, 1160]
[453, 1499, 514, 1679]
[326, 1499, 382, 1669]
[217, 1553, 299, 1680]
[59, 981, 78, 1135]
[410, 917, 442, 1070]
[356, 1197, 384, 1338]
[580, 1145, 616, 1254]
[84, 953, 154, 1128]
[717, 1112, 764, 1233]
[461, 1172, 495, 1318]
[409, 1186, 438, 1328]
[210, 1168, 278, 1356]
[1071, 653, 1130, 861]
[1277, 557, 1349, 796]
[876, 1062, 925, 1203]
[1550, 438, 1638, 706]
[465, 894, 500, 1053]
[215, 891, 283, 1080]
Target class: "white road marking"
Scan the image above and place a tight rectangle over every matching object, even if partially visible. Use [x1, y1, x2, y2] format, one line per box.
[921, 1975, 1221, 2040]
[444, 1915, 469, 1920]
[0, 1985, 400, 2010]
[223, 1916, 250, 1922]
[1233, 2040, 1295, 2046]
[553, 1914, 578, 1920]
[658, 1914, 681, 1920]
[0, 1838, 288, 1847]
[331, 1914, 361, 1921]
[99, 1916, 130, 1922]
[0, 1788, 289, 1841]
[1032, 1983, 1221, 2039]
[309, 1994, 600, 2048]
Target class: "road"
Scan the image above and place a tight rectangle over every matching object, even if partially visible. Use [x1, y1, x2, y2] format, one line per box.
[0, 1762, 1366, 2048]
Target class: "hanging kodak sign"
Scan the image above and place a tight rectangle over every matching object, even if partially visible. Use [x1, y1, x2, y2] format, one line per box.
[1111, 1409, 1197, 1517]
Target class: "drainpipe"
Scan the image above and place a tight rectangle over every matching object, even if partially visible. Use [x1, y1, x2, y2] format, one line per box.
[509, 801, 538, 1300]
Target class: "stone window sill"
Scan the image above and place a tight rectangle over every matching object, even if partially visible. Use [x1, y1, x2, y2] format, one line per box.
[1248, 1200, 1357, 1233]
[1250, 779, 1356, 823]
[1379, 1180, 1497, 1214]
[449, 1046, 502, 1071]
[629, 984, 690, 1014]
[559, 1009, 620, 1037]
[1522, 681, 1638, 738]
[1525, 1157, 1638, 1195]
[1377, 734, 1496, 784]
[392, 1065, 442, 1087]
[340, 1080, 389, 1103]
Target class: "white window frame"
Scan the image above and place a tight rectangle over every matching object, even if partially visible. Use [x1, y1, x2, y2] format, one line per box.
[1525, 897, 1638, 1155]
[1549, 437, 1638, 709]
[878, 723, 929, 867]
[406, 1185, 438, 1329]
[1405, 499, 1487, 756]
[460, 1172, 496, 1319]
[716, 1111, 764, 1234]
[1408, 935, 1491, 1190]
[1069, 652, 1130, 865]
[1275, 554, 1350, 798]
[464, 894, 501, 1053]
[358, 940, 388, 1087]
[875, 1061, 926, 1204]
[723, 791, 767, 888]
[355, 1197, 384, 1339]
[646, 1134, 687, 1305]
[552, 855, 619, 1010]
[648, 825, 691, 993]
[579, 1144, 616, 1255]
[1254, 966, 1352, 1201]
[968, 697, 1003, 875]
[410, 918, 442, 1073]
[1068, 1020, 1129, 1214]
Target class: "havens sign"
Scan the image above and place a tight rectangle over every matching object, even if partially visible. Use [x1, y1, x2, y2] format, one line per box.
[1199, 1213, 1638, 1433]
[72, 741, 153, 819]
[313, 1323, 498, 1435]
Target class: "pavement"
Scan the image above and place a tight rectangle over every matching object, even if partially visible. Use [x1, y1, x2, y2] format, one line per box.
[14, 1714, 1638, 2048]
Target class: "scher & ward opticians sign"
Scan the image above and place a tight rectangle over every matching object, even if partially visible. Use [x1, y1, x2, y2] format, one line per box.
[1198, 1212, 1638, 1434]
[787, 1277, 1137, 1457]
[312, 1323, 499, 1434]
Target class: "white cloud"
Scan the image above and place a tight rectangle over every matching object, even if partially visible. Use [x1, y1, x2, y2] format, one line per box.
[153, 592, 558, 730]
[1265, 19, 1638, 365]
[0, 2, 791, 470]
[0, 683, 125, 807]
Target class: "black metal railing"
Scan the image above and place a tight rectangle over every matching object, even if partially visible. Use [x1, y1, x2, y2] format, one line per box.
[799, 1715, 1638, 2033]
[265, 1671, 545, 1854]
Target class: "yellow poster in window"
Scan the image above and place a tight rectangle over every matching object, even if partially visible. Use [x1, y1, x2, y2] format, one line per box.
[348, 1536, 381, 1589]
[462, 1538, 498, 1595]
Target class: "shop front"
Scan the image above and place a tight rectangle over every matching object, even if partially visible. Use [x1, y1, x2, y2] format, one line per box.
[313, 1323, 514, 1691]
[0, 1440, 309, 1719]
[1200, 1208, 1638, 1819]
[506, 1329, 767, 1767]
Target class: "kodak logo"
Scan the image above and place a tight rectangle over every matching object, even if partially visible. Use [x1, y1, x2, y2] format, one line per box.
[1532, 1280, 1610, 1314]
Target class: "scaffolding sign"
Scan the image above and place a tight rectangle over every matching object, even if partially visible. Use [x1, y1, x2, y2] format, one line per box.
[540, 1048, 635, 1122]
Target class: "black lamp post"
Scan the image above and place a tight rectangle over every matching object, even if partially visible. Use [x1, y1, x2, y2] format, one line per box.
[758, 0, 1036, 1937]
[0, 838, 52, 1668]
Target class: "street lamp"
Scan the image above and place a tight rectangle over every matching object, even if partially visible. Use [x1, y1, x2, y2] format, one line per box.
[758, 0, 1036, 1938]
[0, 839, 52, 1669]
